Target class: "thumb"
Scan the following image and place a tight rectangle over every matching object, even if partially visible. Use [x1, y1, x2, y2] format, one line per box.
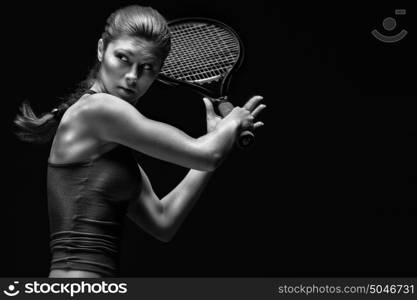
[202, 97, 216, 117]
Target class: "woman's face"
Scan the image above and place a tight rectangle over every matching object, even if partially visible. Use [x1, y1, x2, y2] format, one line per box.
[96, 35, 162, 104]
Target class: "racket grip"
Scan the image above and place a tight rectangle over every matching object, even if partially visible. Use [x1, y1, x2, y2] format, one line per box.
[218, 101, 255, 148]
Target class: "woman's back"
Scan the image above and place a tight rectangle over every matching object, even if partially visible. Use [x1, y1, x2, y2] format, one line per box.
[49, 91, 117, 165]
[47, 138, 142, 276]
[47, 90, 142, 277]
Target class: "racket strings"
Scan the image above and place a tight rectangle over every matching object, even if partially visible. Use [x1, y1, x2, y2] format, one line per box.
[161, 22, 240, 84]
[166, 26, 237, 80]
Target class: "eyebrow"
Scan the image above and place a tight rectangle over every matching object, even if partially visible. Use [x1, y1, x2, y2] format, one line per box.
[117, 49, 159, 63]
[118, 49, 135, 56]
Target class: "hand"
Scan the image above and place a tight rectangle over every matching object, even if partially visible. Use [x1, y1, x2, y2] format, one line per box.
[241, 95, 266, 131]
[225, 95, 265, 132]
[203, 95, 266, 133]
[203, 97, 222, 133]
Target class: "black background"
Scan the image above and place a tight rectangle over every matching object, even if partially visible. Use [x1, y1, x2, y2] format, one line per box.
[2, 1, 416, 277]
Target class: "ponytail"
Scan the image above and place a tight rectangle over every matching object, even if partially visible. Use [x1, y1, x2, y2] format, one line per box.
[14, 101, 59, 144]
[14, 83, 91, 144]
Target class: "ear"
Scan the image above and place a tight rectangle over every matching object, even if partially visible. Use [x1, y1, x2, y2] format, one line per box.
[97, 39, 104, 62]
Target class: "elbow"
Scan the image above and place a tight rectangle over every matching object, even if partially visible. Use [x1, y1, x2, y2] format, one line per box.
[154, 214, 176, 243]
[155, 227, 176, 243]
[146, 222, 173, 243]
[157, 232, 174, 243]
[146, 225, 175, 243]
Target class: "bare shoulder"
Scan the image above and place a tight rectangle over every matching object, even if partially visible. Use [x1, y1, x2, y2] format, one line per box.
[50, 94, 132, 163]
[79, 93, 138, 118]
[73, 93, 147, 143]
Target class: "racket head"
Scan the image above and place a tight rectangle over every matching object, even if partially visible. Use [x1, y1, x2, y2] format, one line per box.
[158, 17, 245, 99]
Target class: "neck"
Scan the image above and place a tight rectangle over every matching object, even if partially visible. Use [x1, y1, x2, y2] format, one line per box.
[89, 80, 140, 106]
[90, 80, 107, 94]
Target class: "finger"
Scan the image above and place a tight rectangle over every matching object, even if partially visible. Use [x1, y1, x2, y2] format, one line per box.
[242, 115, 255, 131]
[251, 104, 266, 118]
[243, 95, 263, 112]
[203, 97, 217, 118]
[252, 121, 264, 130]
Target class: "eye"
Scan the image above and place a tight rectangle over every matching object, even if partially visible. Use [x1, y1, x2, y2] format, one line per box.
[142, 64, 154, 71]
[139, 64, 156, 74]
[116, 54, 129, 63]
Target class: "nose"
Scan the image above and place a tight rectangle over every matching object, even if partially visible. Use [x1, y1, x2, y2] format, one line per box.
[125, 66, 139, 86]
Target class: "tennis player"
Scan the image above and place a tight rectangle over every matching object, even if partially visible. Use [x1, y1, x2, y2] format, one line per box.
[14, 5, 265, 278]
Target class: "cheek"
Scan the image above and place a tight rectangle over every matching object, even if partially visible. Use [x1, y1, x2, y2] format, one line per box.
[102, 56, 123, 80]
[138, 76, 156, 91]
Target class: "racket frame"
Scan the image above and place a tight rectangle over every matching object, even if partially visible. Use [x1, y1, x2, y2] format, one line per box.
[157, 17, 245, 102]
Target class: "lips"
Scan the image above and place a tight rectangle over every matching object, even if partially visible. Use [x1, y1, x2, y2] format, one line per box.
[119, 87, 136, 96]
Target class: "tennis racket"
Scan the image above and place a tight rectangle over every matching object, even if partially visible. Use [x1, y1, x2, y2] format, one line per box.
[157, 17, 255, 148]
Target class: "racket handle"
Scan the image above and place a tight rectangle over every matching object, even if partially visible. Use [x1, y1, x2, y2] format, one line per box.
[217, 101, 255, 148]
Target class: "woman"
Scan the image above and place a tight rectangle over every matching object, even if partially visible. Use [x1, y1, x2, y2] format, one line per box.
[14, 5, 265, 278]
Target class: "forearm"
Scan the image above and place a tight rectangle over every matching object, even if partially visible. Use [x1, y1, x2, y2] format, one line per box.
[196, 121, 238, 168]
[160, 169, 214, 238]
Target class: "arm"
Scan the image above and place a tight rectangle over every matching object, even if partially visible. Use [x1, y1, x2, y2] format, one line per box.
[126, 96, 265, 242]
[83, 93, 249, 171]
[126, 164, 213, 242]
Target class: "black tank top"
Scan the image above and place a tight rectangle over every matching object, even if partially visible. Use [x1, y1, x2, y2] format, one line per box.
[47, 90, 142, 276]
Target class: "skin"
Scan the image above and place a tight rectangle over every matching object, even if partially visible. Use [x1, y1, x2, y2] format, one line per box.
[48, 34, 265, 278]
[93, 36, 161, 105]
